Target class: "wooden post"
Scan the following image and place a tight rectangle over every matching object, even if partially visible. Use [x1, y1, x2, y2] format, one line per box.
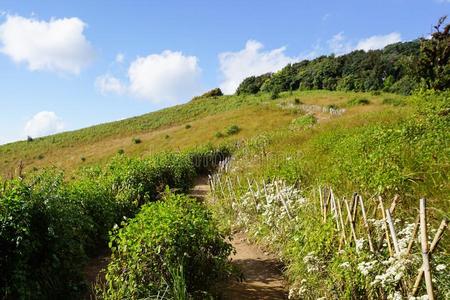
[385, 209, 400, 255]
[406, 215, 420, 256]
[358, 195, 374, 252]
[378, 196, 394, 256]
[411, 217, 448, 296]
[344, 197, 358, 248]
[337, 197, 347, 248]
[319, 187, 324, 220]
[275, 180, 292, 220]
[419, 198, 434, 300]
[330, 189, 340, 230]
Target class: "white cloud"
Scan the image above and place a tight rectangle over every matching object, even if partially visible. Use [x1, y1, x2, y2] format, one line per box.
[322, 13, 331, 21]
[219, 40, 298, 94]
[95, 74, 126, 95]
[128, 50, 201, 103]
[326, 32, 402, 55]
[24, 111, 65, 138]
[115, 52, 124, 63]
[355, 32, 401, 51]
[98, 50, 201, 103]
[0, 15, 94, 74]
[328, 32, 353, 55]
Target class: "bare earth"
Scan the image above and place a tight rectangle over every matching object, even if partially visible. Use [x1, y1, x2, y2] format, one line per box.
[191, 176, 288, 299]
[221, 232, 288, 300]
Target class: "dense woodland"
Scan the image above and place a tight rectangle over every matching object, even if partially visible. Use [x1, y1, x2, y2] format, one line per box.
[236, 17, 449, 97]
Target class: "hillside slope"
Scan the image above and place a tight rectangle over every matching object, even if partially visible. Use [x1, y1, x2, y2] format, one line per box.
[0, 90, 404, 176]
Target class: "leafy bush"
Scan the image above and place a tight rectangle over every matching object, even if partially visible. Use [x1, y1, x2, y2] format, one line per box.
[291, 115, 317, 128]
[347, 98, 370, 106]
[226, 125, 241, 135]
[185, 124, 192, 129]
[117, 149, 124, 155]
[382, 97, 405, 106]
[215, 131, 224, 138]
[0, 147, 231, 298]
[132, 137, 142, 144]
[97, 192, 233, 299]
[191, 88, 223, 100]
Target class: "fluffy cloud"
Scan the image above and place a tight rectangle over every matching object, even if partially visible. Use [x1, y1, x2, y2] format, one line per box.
[355, 32, 401, 51]
[24, 111, 65, 138]
[327, 32, 402, 55]
[128, 51, 201, 103]
[97, 50, 202, 103]
[219, 40, 298, 94]
[0, 15, 94, 74]
[328, 32, 353, 55]
[95, 74, 126, 95]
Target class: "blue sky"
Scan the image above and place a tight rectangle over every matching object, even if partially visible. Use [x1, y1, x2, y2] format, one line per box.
[0, 0, 448, 144]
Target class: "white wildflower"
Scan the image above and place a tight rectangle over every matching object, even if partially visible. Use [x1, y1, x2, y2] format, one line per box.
[435, 264, 446, 272]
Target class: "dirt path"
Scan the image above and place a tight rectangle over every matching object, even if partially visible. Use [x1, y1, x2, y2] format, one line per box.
[190, 176, 288, 299]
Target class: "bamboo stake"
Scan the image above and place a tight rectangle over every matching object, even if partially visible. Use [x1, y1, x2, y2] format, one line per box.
[337, 197, 348, 248]
[385, 209, 400, 255]
[319, 187, 324, 219]
[344, 197, 358, 248]
[330, 189, 340, 230]
[358, 195, 374, 252]
[323, 188, 331, 223]
[411, 217, 448, 296]
[378, 196, 394, 256]
[419, 199, 434, 300]
[406, 215, 420, 256]
[275, 180, 292, 220]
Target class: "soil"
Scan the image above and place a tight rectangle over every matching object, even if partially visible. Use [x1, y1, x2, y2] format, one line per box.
[191, 176, 288, 299]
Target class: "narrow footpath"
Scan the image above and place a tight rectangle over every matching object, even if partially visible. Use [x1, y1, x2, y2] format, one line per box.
[191, 176, 288, 300]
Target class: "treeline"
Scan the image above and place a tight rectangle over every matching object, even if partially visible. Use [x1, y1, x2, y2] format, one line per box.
[236, 17, 449, 96]
[0, 146, 230, 299]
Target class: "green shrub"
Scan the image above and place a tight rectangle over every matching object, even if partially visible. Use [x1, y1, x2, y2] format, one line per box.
[0, 147, 229, 298]
[132, 137, 142, 144]
[97, 192, 233, 299]
[291, 115, 317, 128]
[215, 131, 224, 138]
[185, 124, 192, 129]
[226, 125, 241, 135]
[191, 88, 223, 100]
[117, 149, 125, 155]
[382, 97, 405, 106]
[347, 98, 370, 106]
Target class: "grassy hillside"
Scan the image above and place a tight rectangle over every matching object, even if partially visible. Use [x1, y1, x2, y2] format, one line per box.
[0, 90, 404, 176]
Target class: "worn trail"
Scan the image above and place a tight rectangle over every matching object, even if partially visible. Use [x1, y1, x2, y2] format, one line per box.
[191, 176, 288, 300]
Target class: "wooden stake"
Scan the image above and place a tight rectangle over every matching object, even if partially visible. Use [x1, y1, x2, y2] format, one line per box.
[406, 215, 420, 256]
[411, 217, 448, 296]
[385, 209, 400, 255]
[359, 195, 374, 252]
[330, 189, 340, 230]
[378, 196, 394, 256]
[419, 198, 434, 300]
[337, 197, 348, 248]
[344, 197, 358, 248]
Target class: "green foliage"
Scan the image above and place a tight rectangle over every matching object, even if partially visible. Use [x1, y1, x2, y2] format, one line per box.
[97, 192, 233, 299]
[347, 97, 370, 106]
[418, 16, 450, 90]
[185, 124, 192, 129]
[291, 115, 317, 128]
[0, 147, 230, 299]
[191, 88, 223, 101]
[132, 137, 141, 144]
[117, 148, 124, 155]
[215, 131, 224, 138]
[226, 125, 241, 135]
[382, 97, 405, 106]
[236, 73, 272, 95]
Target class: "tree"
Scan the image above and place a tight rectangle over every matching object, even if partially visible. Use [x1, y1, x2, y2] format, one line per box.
[418, 16, 450, 90]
